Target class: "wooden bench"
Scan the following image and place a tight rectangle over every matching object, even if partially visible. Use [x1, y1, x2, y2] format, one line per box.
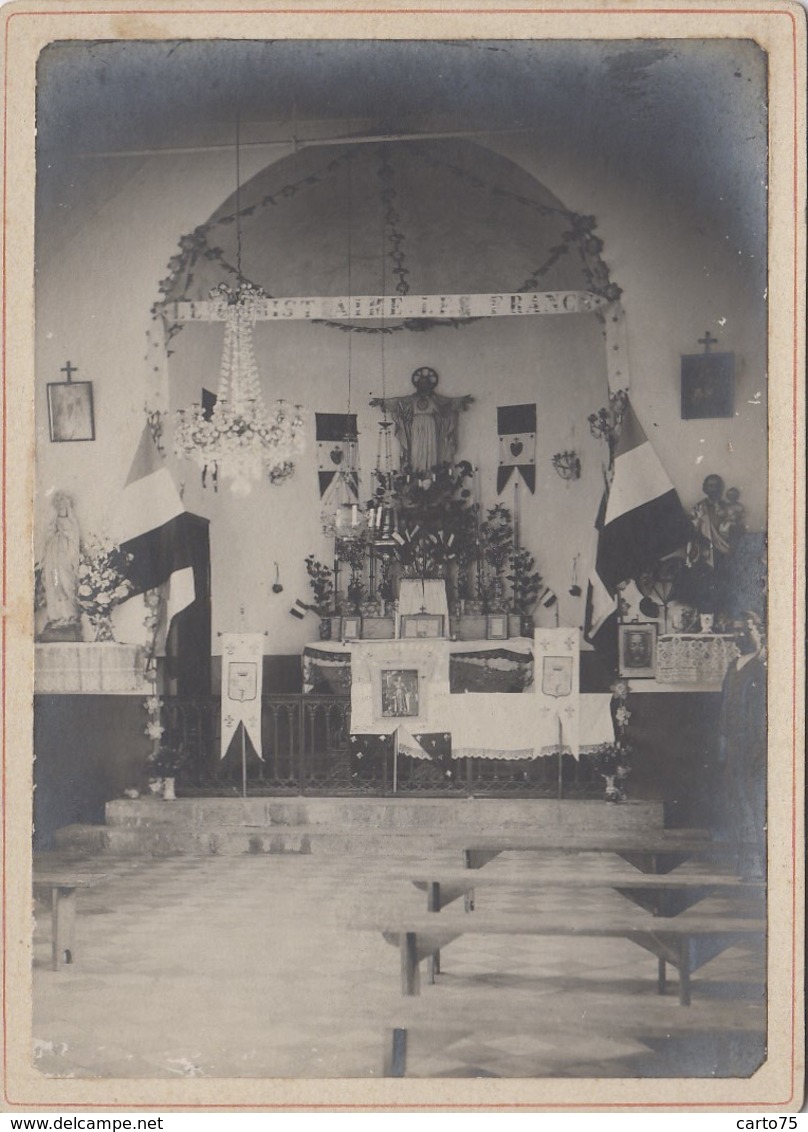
[366, 910, 765, 1005]
[381, 994, 766, 1077]
[444, 833, 744, 874]
[407, 871, 764, 982]
[32, 871, 106, 970]
[410, 871, 765, 918]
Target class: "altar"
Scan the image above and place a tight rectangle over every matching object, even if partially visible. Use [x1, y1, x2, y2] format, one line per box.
[302, 633, 614, 760]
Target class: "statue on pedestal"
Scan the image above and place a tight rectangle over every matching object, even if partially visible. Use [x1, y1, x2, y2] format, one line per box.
[370, 367, 473, 472]
[41, 490, 82, 635]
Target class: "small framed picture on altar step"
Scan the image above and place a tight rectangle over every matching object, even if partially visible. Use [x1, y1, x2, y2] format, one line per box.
[618, 622, 658, 679]
[486, 614, 508, 640]
[400, 613, 444, 639]
[341, 616, 361, 640]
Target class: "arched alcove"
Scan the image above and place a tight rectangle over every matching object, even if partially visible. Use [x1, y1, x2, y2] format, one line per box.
[160, 140, 615, 649]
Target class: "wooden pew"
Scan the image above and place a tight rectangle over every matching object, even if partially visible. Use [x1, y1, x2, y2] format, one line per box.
[368, 910, 765, 1005]
[33, 871, 106, 970]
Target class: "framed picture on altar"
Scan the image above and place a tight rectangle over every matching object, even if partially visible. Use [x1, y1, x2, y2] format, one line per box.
[486, 614, 508, 640]
[618, 622, 658, 679]
[400, 613, 444, 639]
[341, 616, 361, 640]
[381, 669, 419, 718]
[46, 380, 95, 442]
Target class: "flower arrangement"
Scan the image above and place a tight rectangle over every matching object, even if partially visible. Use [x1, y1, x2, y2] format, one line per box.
[76, 535, 134, 640]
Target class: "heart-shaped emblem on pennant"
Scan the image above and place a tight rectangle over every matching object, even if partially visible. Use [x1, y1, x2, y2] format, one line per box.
[330, 447, 344, 465]
[510, 440, 524, 457]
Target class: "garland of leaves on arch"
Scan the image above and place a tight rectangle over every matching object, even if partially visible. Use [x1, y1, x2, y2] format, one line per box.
[152, 143, 622, 345]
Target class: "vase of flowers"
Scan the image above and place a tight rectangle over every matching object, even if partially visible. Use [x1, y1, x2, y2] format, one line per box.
[590, 742, 632, 803]
[76, 535, 134, 643]
[148, 739, 186, 799]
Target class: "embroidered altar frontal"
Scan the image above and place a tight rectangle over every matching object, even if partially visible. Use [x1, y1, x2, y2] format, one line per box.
[302, 634, 614, 759]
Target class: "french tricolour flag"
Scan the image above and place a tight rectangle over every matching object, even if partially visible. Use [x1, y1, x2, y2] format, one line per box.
[115, 428, 196, 645]
[586, 400, 691, 642]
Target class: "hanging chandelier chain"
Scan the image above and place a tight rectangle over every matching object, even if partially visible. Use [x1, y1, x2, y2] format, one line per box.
[346, 158, 353, 417]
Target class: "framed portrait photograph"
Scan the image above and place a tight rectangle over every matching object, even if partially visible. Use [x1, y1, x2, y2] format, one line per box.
[46, 380, 95, 442]
[618, 623, 658, 679]
[380, 668, 419, 718]
[341, 616, 361, 640]
[681, 352, 735, 419]
[400, 613, 444, 639]
[486, 613, 508, 640]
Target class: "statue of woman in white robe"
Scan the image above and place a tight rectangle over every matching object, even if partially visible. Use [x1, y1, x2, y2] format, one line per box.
[42, 491, 82, 627]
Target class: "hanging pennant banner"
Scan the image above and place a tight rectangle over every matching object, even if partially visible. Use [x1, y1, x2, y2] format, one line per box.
[534, 628, 580, 759]
[220, 633, 264, 760]
[167, 290, 607, 324]
[497, 403, 537, 494]
[316, 413, 359, 498]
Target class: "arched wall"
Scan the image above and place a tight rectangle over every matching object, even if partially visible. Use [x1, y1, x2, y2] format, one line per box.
[35, 137, 767, 659]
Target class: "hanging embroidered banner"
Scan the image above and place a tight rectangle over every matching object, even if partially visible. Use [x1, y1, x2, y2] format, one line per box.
[534, 628, 581, 758]
[497, 403, 537, 494]
[316, 412, 359, 499]
[220, 633, 264, 760]
[166, 290, 608, 324]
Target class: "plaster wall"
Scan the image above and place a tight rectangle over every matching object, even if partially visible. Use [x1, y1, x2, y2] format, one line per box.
[35, 140, 767, 657]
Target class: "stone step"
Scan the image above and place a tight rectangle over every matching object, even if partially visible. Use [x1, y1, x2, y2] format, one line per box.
[104, 796, 664, 834]
[52, 823, 467, 858]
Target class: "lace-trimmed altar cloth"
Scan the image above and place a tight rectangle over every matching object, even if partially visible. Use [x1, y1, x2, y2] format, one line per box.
[656, 634, 738, 685]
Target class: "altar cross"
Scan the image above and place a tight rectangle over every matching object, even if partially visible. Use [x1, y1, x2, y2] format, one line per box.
[60, 360, 78, 382]
[697, 331, 718, 354]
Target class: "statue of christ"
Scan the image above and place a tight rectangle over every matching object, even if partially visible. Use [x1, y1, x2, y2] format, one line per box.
[370, 367, 473, 472]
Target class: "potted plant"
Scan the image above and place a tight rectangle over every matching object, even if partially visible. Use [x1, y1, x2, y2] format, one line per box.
[507, 547, 543, 636]
[479, 504, 514, 614]
[303, 555, 336, 639]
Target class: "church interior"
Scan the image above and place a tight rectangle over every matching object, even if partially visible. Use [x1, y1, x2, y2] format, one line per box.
[29, 37, 773, 1087]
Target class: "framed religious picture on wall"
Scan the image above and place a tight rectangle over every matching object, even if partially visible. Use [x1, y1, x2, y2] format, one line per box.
[46, 380, 95, 442]
[618, 623, 658, 679]
[486, 613, 508, 640]
[400, 613, 444, 639]
[681, 351, 735, 419]
[380, 669, 419, 718]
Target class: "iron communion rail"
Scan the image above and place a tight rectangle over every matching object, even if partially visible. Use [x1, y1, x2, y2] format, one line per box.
[164, 695, 604, 799]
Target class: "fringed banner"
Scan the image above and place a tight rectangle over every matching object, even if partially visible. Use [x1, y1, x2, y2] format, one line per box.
[220, 633, 264, 761]
[497, 403, 537, 494]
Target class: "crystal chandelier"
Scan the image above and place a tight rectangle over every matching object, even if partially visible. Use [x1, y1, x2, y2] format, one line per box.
[174, 111, 305, 497]
[174, 281, 305, 496]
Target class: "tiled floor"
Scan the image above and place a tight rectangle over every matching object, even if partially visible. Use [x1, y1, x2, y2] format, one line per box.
[32, 850, 766, 1080]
